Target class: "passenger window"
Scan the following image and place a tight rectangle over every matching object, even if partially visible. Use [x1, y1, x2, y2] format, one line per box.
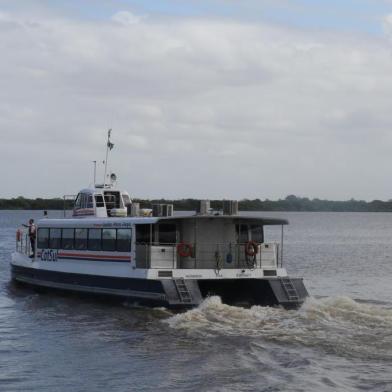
[75, 228, 88, 250]
[49, 228, 61, 249]
[95, 195, 105, 208]
[250, 225, 263, 243]
[117, 229, 132, 252]
[136, 225, 151, 244]
[62, 228, 74, 250]
[88, 229, 101, 251]
[102, 229, 116, 251]
[37, 228, 49, 249]
[158, 224, 176, 244]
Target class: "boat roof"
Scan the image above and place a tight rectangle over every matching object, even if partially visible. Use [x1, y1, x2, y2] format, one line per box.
[37, 215, 288, 227]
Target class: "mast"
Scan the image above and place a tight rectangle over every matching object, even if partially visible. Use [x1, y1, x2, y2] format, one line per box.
[103, 129, 114, 188]
[93, 160, 97, 187]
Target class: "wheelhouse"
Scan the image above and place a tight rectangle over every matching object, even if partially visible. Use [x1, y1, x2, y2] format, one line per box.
[73, 188, 131, 218]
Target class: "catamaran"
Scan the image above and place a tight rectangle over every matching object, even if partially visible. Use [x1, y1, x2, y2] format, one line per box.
[11, 132, 308, 309]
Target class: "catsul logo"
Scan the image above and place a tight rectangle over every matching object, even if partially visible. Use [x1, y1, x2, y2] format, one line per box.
[41, 249, 58, 262]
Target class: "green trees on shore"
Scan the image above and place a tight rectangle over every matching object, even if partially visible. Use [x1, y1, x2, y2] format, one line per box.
[2, 195, 392, 212]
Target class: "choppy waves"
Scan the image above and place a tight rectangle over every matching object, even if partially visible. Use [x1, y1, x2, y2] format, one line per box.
[165, 296, 392, 360]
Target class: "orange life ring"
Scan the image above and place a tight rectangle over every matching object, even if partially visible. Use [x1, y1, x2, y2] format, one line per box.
[245, 241, 259, 257]
[16, 229, 22, 242]
[177, 242, 193, 258]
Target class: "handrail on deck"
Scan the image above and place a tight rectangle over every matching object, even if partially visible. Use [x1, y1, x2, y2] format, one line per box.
[137, 242, 280, 270]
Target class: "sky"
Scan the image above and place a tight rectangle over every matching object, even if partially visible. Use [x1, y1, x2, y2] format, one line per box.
[2, 0, 392, 201]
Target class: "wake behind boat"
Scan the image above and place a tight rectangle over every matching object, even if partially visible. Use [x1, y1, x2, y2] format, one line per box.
[11, 132, 308, 309]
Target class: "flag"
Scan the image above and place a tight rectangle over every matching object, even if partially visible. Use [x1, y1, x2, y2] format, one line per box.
[107, 141, 114, 150]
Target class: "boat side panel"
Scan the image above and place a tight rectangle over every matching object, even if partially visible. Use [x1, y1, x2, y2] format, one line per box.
[11, 264, 167, 304]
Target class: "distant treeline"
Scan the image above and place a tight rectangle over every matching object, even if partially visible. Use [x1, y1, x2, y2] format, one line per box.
[2, 195, 392, 212]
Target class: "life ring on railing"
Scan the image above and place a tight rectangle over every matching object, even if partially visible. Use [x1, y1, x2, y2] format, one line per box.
[245, 241, 259, 257]
[177, 242, 193, 258]
[16, 229, 22, 242]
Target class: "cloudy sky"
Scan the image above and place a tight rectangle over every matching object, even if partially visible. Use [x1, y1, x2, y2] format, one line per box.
[2, 0, 392, 200]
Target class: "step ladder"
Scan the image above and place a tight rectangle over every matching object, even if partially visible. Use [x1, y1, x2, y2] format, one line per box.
[174, 279, 192, 303]
[280, 277, 299, 302]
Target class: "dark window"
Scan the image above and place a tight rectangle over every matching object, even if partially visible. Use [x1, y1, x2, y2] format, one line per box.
[75, 228, 88, 250]
[49, 228, 61, 249]
[158, 224, 176, 244]
[102, 229, 116, 251]
[88, 229, 101, 251]
[122, 194, 130, 206]
[117, 229, 132, 252]
[62, 228, 74, 250]
[87, 195, 94, 209]
[37, 228, 49, 249]
[95, 195, 105, 208]
[104, 192, 120, 209]
[250, 225, 263, 243]
[81, 194, 87, 209]
[74, 193, 81, 209]
[236, 224, 249, 243]
[136, 225, 151, 244]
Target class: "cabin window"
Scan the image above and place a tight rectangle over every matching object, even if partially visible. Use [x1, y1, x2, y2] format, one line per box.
[250, 225, 263, 243]
[95, 195, 105, 208]
[117, 229, 132, 252]
[88, 229, 102, 251]
[74, 193, 81, 209]
[37, 228, 49, 248]
[104, 192, 120, 209]
[158, 224, 177, 244]
[62, 228, 74, 250]
[136, 225, 151, 244]
[81, 194, 87, 209]
[236, 224, 249, 243]
[87, 195, 94, 209]
[49, 228, 61, 249]
[122, 194, 130, 206]
[75, 228, 88, 250]
[102, 229, 116, 251]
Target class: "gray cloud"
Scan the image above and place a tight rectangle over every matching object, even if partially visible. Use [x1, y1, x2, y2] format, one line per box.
[2, 9, 392, 200]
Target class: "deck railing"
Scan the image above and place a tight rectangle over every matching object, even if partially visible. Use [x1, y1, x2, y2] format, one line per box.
[16, 228, 31, 256]
[136, 242, 280, 270]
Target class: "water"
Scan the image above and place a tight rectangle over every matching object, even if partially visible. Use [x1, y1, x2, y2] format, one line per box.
[1, 210, 392, 391]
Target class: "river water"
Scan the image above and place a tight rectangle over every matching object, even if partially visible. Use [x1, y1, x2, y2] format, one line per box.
[1, 210, 392, 391]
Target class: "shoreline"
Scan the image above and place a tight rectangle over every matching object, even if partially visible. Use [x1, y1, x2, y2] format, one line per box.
[1, 195, 392, 212]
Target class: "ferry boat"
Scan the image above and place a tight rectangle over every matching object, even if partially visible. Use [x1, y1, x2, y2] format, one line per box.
[11, 133, 308, 309]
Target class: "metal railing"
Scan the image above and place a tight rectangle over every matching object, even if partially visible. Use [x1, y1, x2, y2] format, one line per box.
[16, 228, 31, 256]
[136, 242, 280, 270]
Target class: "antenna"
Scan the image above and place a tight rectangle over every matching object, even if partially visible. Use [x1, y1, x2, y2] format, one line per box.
[103, 129, 114, 188]
[92, 160, 97, 187]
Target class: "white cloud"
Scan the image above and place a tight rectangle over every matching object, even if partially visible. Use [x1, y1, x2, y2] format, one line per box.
[111, 11, 142, 26]
[2, 8, 392, 200]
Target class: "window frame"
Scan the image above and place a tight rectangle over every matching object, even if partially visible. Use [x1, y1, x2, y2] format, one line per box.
[74, 228, 88, 250]
[49, 228, 62, 249]
[61, 228, 75, 250]
[116, 228, 132, 252]
[88, 228, 102, 251]
[37, 228, 49, 249]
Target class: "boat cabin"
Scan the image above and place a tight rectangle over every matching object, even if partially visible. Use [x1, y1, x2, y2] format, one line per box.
[73, 188, 131, 218]
[16, 214, 288, 275]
